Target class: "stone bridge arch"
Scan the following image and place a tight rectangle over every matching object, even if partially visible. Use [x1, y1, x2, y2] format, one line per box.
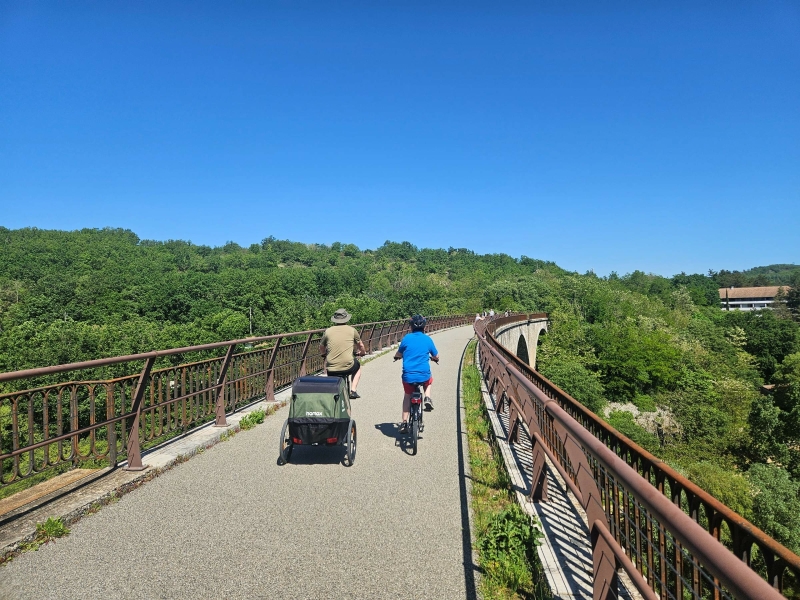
[516, 334, 530, 364]
[493, 316, 548, 369]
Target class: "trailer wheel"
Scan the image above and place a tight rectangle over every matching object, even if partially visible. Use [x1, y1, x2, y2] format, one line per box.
[344, 420, 357, 466]
[278, 419, 293, 465]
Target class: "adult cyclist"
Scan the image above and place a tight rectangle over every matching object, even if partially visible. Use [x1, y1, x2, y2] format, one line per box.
[320, 308, 366, 399]
[393, 314, 439, 433]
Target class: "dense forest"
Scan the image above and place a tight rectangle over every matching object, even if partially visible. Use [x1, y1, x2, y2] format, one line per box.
[1, 226, 799, 552]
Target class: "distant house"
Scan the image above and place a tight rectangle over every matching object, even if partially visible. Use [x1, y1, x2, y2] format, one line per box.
[719, 286, 790, 311]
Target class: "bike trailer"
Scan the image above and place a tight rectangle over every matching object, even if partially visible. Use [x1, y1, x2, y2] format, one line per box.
[287, 376, 351, 445]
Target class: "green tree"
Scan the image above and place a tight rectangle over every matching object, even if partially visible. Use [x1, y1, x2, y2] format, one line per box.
[786, 272, 800, 321]
[748, 463, 800, 554]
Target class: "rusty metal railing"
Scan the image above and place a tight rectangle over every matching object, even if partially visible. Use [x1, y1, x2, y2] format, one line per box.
[0, 314, 471, 487]
[477, 314, 799, 599]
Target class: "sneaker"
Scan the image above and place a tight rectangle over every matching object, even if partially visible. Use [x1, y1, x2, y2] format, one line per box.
[398, 421, 408, 434]
[349, 391, 361, 399]
[424, 396, 433, 411]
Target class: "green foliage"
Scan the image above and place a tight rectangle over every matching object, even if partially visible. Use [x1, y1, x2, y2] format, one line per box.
[632, 393, 656, 413]
[0, 227, 566, 376]
[675, 402, 731, 452]
[239, 409, 266, 430]
[748, 464, 800, 554]
[538, 356, 606, 414]
[722, 310, 799, 381]
[591, 318, 681, 402]
[750, 353, 800, 476]
[680, 461, 753, 521]
[712, 264, 800, 288]
[786, 271, 800, 320]
[479, 504, 542, 594]
[35, 516, 70, 542]
[774, 352, 800, 414]
[2, 227, 800, 556]
[605, 410, 660, 454]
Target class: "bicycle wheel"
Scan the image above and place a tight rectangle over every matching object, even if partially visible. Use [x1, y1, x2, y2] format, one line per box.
[411, 417, 419, 455]
[344, 419, 357, 467]
[278, 419, 293, 465]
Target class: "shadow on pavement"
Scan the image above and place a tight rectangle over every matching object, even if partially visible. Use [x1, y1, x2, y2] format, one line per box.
[375, 422, 424, 455]
[374, 422, 401, 438]
[275, 445, 347, 466]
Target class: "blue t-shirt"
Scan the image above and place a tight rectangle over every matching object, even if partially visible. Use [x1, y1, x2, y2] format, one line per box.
[398, 332, 438, 383]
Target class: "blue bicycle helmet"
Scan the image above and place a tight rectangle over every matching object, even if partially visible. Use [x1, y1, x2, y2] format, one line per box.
[410, 314, 427, 331]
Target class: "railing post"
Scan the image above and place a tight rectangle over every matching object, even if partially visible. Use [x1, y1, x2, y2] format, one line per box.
[70, 384, 79, 467]
[265, 337, 282, 403]
[377, 323, 388, 349]
[530, 436, 549, 502]
[125, 356, 155, 471]
[106, 382, 117, 467]
[298, 333, 315, 377]
[364, 324, 377, 354]
[213, 345, 237, 427]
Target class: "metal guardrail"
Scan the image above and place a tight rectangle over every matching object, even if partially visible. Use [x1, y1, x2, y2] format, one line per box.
[476, 314, 799, 599]
[0, 314, 471, 486]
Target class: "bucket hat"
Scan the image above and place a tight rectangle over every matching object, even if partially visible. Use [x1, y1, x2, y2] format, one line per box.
[331, 308, 352, 324]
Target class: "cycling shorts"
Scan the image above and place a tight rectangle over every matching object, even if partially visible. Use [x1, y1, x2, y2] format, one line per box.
[403, 377, 433, 394]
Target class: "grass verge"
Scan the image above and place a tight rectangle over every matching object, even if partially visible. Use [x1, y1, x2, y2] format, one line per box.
[462, 339, 551, 600]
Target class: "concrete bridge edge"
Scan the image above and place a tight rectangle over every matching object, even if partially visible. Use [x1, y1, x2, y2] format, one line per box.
[493, 317, 549, 369]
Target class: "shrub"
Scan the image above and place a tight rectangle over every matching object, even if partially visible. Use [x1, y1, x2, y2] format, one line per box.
[239, 409, 266, 430]
[748, 463, 800, 554]
[36, 517, 69, 542]
[633, 393, 657, 413]
[605, 410, 660, 454]
[479, 504, 542, 593]
[538, 356, 606, 414]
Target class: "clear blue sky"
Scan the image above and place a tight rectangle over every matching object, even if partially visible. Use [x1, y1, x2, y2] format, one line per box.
[2, 1, 798, 276]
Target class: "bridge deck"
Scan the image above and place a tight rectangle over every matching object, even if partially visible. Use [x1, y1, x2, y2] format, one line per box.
[0, 326, 478, 599]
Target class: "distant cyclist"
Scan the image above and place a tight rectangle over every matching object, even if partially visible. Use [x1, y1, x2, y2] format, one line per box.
[393, 314, 439, 433]
[320, 308, 366, 399]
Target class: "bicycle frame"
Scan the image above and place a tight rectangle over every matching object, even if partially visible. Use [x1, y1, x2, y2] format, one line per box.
[410, 386, 424, 424]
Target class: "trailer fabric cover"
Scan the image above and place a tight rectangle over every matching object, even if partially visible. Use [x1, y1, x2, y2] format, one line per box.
[288, 376, 351, 444]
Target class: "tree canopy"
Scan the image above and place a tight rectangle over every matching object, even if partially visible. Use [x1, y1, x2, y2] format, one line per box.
[1, 226, 798, 550]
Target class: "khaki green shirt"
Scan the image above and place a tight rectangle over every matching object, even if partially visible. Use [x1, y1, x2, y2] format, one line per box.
[321, 325, 362, 372]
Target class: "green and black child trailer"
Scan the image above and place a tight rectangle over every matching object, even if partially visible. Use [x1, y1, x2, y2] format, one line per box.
[278, 376, 357, 467]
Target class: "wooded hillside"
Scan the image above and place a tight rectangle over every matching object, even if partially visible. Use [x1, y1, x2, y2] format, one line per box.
[1, 226, 799, 551]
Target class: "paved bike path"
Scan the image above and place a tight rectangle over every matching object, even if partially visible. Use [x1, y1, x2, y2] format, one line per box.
[0, 326, 478, 600]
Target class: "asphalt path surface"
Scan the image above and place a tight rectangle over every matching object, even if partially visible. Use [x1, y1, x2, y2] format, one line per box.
[0, 325, 478, 600]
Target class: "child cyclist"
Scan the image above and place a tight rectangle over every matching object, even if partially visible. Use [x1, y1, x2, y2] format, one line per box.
[393, 314, 439, 433]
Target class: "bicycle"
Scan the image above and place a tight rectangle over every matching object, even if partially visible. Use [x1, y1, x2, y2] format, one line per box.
[405, 380, 427, 455]
[394, 356, 437, 455]
[324, 349, 364, 401]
